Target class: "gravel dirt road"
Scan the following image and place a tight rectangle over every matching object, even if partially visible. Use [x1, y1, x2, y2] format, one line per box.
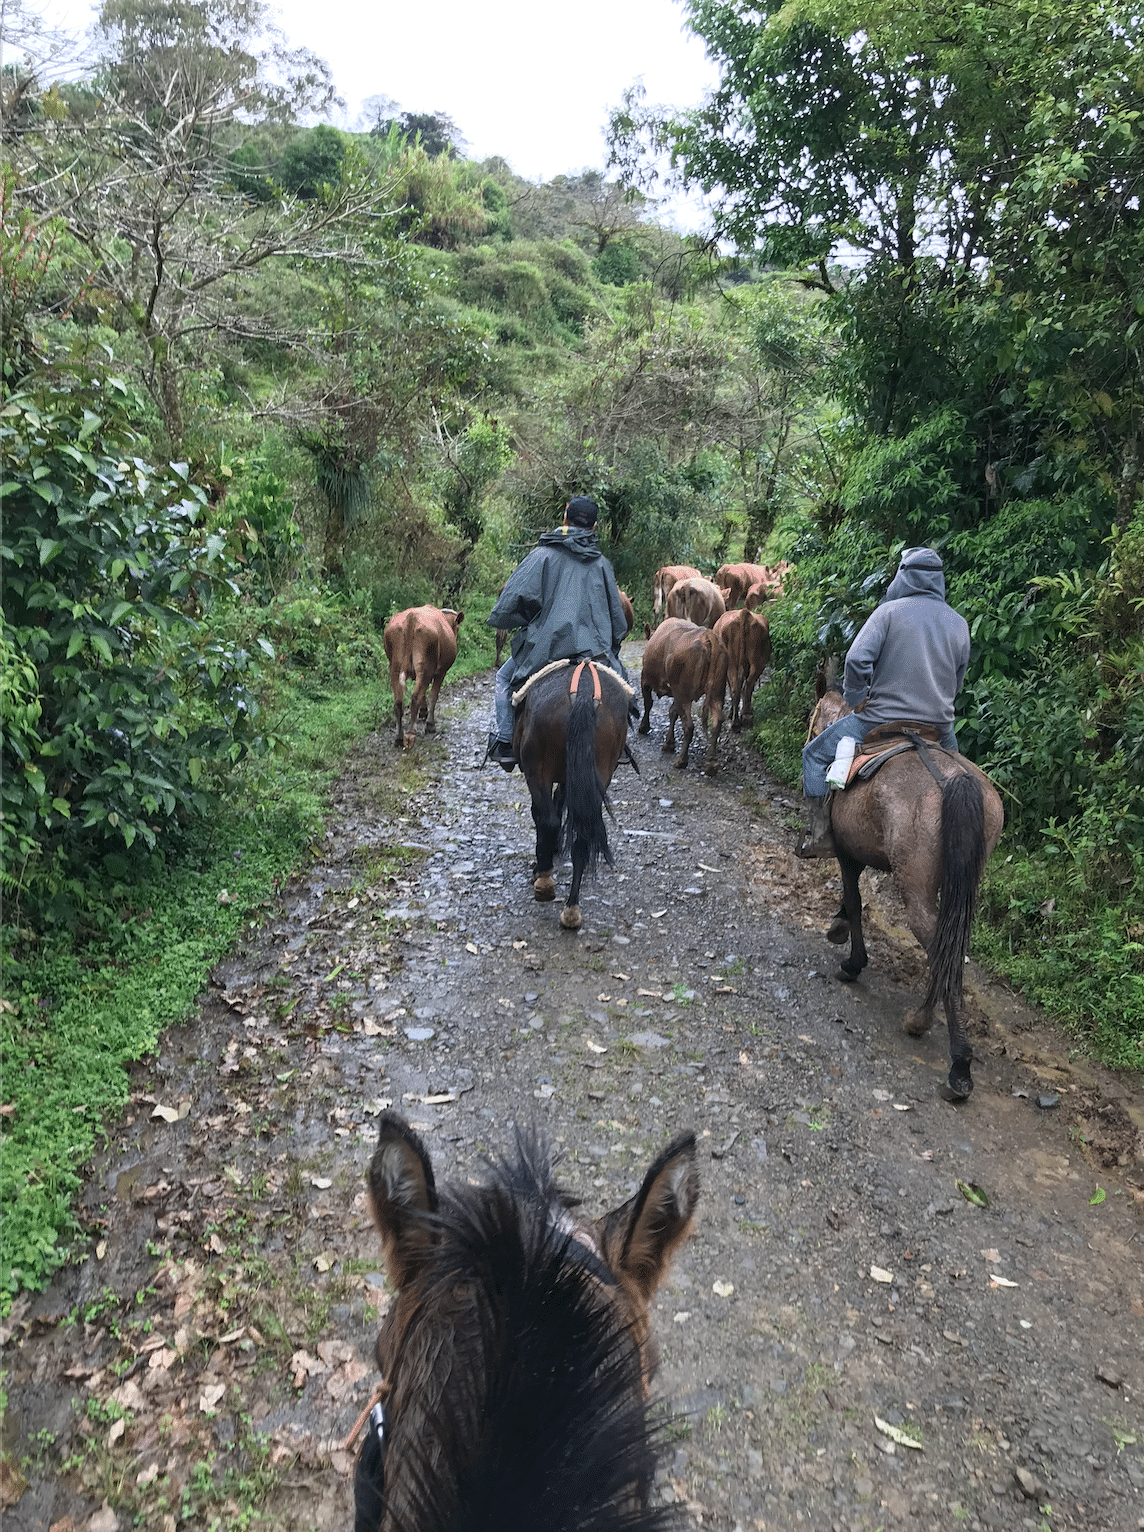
[4, 646, 1143, 1532]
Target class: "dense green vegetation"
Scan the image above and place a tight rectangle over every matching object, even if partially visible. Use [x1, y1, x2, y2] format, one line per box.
[2, 0, 1141, 1298]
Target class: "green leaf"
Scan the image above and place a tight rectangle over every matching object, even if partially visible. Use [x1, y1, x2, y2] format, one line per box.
[51, 797, 72, 817]
[956, 1179, 990, 1208]
[90, 634, 114, 664]
[1090, 1186, 1106, 1206]
[66, 630, 84, 659]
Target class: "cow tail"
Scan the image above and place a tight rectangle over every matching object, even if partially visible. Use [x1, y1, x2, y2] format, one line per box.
[562, 684, 613, 870]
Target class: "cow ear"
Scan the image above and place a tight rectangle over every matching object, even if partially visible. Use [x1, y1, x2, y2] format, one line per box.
[452, 610, 465, 629]
[367, 1113, 438, 1290]
[607, 1130, 698, 1302]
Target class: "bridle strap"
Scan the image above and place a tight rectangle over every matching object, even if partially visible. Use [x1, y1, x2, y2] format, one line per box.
[569, 660, 603, 705]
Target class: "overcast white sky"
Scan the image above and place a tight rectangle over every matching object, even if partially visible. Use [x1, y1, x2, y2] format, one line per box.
[29, 0, 720, 197]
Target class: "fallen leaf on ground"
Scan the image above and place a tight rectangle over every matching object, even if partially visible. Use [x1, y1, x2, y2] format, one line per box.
[990, 1274, 1019, 1288]
[199, 1383, 226, 1412]
[875, 1416, 924, 1450]
[956, 1180, 989, 1208]
[1090, 1186, 1106, 1205]
[712, 1280, 734, 1298]
[584, 1039, 607, 1055]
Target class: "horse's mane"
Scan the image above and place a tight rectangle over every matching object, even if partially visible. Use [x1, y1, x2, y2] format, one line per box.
[385, 1131, 676, 1532]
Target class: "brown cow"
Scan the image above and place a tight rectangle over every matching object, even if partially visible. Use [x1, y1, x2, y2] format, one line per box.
[619, 589, 635, 636]
[652, 564, 701, 619]
[713, 608, 771, 731]
[665, 575, 726, 629]
[383, 604, 464, 748]
[743, 560, 792, 609]
[638, 617, 729, 775]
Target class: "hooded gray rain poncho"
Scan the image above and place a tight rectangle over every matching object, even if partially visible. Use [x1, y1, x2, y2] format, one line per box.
[488, 525, 628, 680]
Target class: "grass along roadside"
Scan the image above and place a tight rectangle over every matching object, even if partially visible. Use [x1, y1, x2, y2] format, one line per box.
[0, 601, 494, 1309]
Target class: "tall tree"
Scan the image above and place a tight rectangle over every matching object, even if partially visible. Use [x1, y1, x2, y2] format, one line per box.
[9, 0, 390, 447]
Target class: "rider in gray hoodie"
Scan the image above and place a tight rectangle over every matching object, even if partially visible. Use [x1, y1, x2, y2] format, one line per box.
[798, 547, 970, 856]
[485, 497, 629, 770]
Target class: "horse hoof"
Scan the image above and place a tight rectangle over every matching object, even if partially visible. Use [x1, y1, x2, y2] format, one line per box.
[533, 875, 556, 902]
[939, 1078, 973, 1103]
[902, 1009, 931, 1037]
[825, 917, 850, 944]
[560, 905, 581, 930]
[838, 963, 862, 983]
[638, 721, 650, 735]
[704, 763, 718, 776]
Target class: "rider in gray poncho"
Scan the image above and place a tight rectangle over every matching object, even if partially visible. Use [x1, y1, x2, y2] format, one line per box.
[485, 497, 630, 770]
[798, 546, 970, 856]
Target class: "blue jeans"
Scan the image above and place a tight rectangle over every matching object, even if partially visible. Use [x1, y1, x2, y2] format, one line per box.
[802, 716, 958, 797]
[494, 656, 517, 741]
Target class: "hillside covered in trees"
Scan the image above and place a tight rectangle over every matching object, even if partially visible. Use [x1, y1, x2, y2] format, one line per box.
[1, 0, 1141, 1298]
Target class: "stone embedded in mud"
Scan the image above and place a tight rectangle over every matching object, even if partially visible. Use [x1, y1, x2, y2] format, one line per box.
[404, 1026, 435, 1042]
[1036, 1093, 1060, 1110]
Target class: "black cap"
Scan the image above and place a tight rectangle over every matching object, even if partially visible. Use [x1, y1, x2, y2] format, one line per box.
[565, 496, 599, 528]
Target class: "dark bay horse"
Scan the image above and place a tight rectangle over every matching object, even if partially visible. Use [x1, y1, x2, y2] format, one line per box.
[807, 682, 1004, 1099]
[354, 1112, 699, 1532]
[513, 660, 631, 930]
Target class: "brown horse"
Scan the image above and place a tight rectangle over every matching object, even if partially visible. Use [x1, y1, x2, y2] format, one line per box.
[806, 682, 1004, 1100]
[513, 660, 631, 930]
[355, 1112, 698, 1532]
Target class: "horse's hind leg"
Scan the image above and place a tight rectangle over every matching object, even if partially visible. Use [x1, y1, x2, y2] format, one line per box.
[529, 783, 560, 902]
[561, 837, 586, 930]
[836, 853, 868, 982]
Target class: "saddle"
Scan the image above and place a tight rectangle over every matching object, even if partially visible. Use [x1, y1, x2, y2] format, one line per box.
[847, 722, 953, 786]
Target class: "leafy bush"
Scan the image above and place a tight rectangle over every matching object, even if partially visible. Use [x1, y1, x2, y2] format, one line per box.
[0, 376, 271, 913]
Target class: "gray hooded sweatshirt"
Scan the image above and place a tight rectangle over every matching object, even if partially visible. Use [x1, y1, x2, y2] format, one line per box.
[487, 525, 628, 680]
[842, 548, 970, 728]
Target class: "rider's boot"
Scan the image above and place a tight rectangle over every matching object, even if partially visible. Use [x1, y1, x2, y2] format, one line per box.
[485, 730, 517, 771]
[796, 793, 837, 858]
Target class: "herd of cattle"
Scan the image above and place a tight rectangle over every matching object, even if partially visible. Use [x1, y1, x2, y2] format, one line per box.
[383, 559, 792, 768]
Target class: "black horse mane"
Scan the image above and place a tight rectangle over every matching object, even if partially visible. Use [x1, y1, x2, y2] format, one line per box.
[385, 1130, 677, 1532]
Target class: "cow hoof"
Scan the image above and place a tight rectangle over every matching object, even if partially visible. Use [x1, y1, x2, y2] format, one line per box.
[825, 916, 850, 944]
[638, 720, 651, 735]
[533, 874, 556, 902]
[423, 720, 436, 733]
[674, 758, 688, 771]
[402, 736, 415, 749]
[560, 905, 582, 931]
[704, 762, 718, 776]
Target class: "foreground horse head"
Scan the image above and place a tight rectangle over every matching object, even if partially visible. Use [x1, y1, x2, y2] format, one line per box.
[356, 1113, 699, 1532]
[514, 660, 631, 930]
[808, 680, 1004, 1100]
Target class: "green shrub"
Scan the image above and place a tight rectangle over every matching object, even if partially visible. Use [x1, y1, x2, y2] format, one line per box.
[0, 376, 271, 914]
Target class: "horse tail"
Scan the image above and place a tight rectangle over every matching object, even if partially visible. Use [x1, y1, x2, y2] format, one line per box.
[563, 683, 613, 870]
[925, 771, 987, 1015]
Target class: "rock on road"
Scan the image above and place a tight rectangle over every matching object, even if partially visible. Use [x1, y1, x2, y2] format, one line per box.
[4, 653, 1143, 1532]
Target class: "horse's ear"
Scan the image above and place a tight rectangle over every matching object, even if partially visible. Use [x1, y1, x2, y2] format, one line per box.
[607, 1130, 698, 1302]
[367, 1113, 438, 1289]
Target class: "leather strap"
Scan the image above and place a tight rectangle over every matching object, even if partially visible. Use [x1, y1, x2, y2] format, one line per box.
[569, 660, 602, 704]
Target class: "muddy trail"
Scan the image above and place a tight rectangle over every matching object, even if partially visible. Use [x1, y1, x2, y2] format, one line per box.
[4, 644, 1144, 1532]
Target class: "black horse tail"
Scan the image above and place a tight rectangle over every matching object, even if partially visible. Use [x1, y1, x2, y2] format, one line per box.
[562, 683, 613, 871]
[925, 771, 986, 1018]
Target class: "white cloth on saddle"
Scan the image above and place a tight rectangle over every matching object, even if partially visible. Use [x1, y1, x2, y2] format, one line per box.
[511, 657, 635, 707]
